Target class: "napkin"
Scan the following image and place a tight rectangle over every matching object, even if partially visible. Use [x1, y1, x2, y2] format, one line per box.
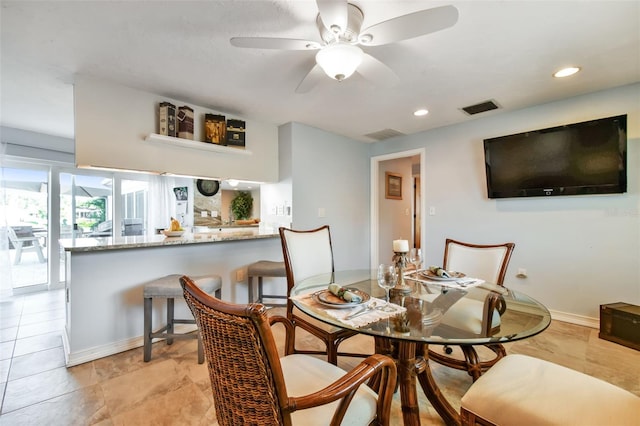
[428, 266, 451, 278]
[328, 283, 362, 303]
[290, 293, 406, 328]
[323, 298, 406, 328]
[405, 271, 484, 288]
[408, 271, 508, 294]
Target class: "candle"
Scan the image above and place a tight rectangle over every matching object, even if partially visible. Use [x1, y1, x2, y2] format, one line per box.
[393, 239, 409, 252]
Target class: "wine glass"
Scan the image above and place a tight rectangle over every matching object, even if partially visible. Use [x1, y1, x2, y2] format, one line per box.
[377, 264, 397, 312]
[409, 248, 423, 271]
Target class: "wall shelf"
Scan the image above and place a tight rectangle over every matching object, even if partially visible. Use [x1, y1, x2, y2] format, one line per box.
[145, 133, 252, 156]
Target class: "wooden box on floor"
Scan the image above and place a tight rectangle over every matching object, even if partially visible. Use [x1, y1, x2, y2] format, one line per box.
[599, 302, 640, 351]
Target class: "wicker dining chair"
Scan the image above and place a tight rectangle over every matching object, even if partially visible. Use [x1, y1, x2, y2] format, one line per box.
[428, 238, 515, 381]
[279, 225, 371, 365]
[180, 275, 397, 426]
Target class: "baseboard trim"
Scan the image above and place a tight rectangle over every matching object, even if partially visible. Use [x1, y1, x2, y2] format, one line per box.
[64, 324, 197, 367]
[549, 309, 599, 329]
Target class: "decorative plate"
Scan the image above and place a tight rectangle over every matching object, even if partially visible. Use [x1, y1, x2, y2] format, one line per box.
[162, 230, 185, 237]
[312, 289, 370, 309]
[419, 270, 465, 282]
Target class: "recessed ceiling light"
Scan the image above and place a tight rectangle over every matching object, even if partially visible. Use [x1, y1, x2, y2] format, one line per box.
[414, 109, 429, 117]
[553, 67, 581, 78]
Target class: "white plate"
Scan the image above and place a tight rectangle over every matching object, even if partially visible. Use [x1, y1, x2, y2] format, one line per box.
[162, 230, 185, 237]
[312, 289, 370, 309]
[418, 270, 465, 282]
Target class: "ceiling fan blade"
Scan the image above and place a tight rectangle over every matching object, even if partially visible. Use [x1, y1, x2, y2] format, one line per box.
[230, 37, 321, 50]
[359, 5, 459, 46]
[316, 0, 348, 34]
[356, 53, 400, 88]
[295, 64, 325, 93]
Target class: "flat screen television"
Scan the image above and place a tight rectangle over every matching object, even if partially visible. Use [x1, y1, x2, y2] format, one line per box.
[483, 114, 627, 199]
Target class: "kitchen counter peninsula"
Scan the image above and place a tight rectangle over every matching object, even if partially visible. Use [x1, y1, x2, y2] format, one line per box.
[60, 229, 283, 366]
[60, 228, 277, 252]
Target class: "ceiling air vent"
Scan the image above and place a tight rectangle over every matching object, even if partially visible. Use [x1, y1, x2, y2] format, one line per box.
[461, 100, 500, 115]
[365, 128, 406, 141]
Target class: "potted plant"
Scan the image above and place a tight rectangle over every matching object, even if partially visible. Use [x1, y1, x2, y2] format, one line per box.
[230, 191, 253, 221]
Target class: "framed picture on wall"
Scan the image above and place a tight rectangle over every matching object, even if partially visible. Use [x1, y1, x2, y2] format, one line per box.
[385, 172, 402, 200]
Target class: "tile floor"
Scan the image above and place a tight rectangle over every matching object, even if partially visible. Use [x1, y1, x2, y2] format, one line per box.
[1, 289, 639, 425]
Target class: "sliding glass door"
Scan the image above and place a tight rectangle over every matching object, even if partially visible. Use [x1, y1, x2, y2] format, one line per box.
[2, 163, 152, 292]
[1, 166, 49, 290]
[59, 173, 113, 239]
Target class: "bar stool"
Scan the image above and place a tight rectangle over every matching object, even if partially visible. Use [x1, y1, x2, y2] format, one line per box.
[247, 260, 286, 305]
[143, 273, 222, 363]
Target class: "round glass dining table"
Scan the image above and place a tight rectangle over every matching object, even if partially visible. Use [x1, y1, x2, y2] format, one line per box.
[291, 270, 551, 426]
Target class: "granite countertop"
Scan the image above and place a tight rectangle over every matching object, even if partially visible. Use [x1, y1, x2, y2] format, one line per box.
[60, 229, 278, 253]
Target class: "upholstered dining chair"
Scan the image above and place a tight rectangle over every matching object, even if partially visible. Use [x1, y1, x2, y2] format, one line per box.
[428, 238, 515, 381]
[279, 225, 371, 365]
[180, 275, 397, 426]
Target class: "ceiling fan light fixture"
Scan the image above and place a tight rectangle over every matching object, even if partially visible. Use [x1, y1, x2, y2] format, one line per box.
[315, 43, 363, 81]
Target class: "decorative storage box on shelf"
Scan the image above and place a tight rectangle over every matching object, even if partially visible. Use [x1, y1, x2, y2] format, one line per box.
[599, 302, 640, 351]
[226, 119, 246, 148]
[158, 102, 177, 137]
[204, 114, 226, 145]
[177, 106, 194, 140]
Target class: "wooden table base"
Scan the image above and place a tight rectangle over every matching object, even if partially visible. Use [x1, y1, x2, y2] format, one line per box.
[375, 337, 460, 426]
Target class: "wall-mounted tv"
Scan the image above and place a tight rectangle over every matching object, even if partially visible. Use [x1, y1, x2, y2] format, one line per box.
[483, 114, 627, 199]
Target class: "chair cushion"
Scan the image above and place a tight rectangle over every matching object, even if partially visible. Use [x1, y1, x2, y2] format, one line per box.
[281, 354, 377, 426]
[420, 293, 500, 335]
[144, 274, 221, 298]
[461, 354, 640, 426]
[248, 260, 286, 277]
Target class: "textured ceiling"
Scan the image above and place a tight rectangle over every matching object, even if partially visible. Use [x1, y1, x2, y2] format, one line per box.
[1, 1, 639, 142]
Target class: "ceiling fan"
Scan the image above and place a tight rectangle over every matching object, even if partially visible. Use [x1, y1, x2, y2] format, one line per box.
[230, 0, 459, 93]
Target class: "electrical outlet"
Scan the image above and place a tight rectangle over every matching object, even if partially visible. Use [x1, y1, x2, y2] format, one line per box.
[318, 207, 326, 218]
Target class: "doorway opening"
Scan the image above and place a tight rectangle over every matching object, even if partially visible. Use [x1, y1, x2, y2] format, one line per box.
[370, 148, 425, 268]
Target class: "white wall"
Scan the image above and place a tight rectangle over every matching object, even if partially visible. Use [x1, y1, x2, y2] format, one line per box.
[286, 122, 371, 271]
[259, 124, 294, 233]
[371, 83, 640, 322]
[74, 75, 279, 183]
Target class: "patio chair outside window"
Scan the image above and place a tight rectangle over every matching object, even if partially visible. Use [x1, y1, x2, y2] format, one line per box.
[7, 226, 46, 265]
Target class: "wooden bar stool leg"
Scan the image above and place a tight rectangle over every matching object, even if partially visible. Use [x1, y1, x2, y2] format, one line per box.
[166, 298, 174, 345]
[248, 276, 254, 303]
[257, 277, 264, 302]
[143, 297, 152, 362]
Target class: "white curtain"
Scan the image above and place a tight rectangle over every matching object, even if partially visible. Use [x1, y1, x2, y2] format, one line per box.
[148, 175, 175, 234]
[0, 143, 14, 299]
